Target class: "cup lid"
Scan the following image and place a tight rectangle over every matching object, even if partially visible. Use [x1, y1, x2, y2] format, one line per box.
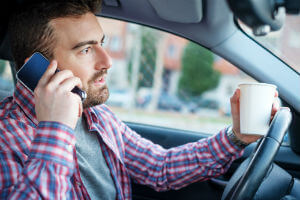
[238, 82, 277, 89]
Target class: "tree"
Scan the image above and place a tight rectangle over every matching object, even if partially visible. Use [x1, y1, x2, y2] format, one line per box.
[138, 28, 158, 88]
[127, 28, 157, 89]
[178, 42, 220, 100]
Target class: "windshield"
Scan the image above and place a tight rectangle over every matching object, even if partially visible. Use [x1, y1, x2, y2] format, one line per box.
[239, 16, 300, 73]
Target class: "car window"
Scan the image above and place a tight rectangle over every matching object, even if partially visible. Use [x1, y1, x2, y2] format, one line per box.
[238, 16, 300, 74]
[99, 17, 262, 135]
[0, 60, 14, 93]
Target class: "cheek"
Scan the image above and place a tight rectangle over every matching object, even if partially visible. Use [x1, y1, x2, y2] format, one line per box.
[75, 69, 94, 88]
[55, 53, 95, 87]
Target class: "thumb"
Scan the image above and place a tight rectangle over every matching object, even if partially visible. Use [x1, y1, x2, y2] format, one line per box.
[230, 89, 240, 118]
[231, 89, 241, 133]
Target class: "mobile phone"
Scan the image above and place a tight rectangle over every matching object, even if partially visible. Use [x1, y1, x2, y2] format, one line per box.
[16, 52, 86, 101]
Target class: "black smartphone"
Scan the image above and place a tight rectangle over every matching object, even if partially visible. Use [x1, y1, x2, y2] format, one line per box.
[16, 52, 86, 101]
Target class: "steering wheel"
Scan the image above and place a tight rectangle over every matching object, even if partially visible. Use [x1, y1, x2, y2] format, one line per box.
[221, 108, 292, 200]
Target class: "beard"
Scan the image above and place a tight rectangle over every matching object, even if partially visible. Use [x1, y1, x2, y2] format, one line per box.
[82, 70, 110, 109]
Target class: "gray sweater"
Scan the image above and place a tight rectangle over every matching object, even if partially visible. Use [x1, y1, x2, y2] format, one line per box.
[75, 117, 116, 200]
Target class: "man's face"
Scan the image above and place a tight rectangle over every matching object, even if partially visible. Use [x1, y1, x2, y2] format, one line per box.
[51, 13, 112, 108]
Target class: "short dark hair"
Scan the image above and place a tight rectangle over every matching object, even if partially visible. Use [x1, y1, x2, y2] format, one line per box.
[9, 0, 102, 70]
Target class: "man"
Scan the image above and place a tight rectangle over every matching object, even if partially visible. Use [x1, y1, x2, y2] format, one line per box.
[0, 0, 279, 199]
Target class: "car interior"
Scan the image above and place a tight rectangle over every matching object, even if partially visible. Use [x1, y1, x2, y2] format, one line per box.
[0, 0, 299, 200]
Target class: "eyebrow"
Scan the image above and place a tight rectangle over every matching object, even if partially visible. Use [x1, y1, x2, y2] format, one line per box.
[72, 35, 106, 50]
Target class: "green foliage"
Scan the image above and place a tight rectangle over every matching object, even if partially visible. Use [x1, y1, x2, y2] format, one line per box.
[178, 42, 220, 100]
[138, 28, 157, 88]
[127, 57, 132, 82]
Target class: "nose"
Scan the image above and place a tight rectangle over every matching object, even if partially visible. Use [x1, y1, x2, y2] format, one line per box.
[95, 46, 112, 70]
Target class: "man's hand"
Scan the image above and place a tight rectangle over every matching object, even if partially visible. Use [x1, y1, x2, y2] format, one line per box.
[34, 60, 83, 129]
[230, 88, 280, 144]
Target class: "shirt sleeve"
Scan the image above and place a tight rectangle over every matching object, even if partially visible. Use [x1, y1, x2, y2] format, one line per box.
[122, 123, 244, 192]
[0, 121, 76, 200]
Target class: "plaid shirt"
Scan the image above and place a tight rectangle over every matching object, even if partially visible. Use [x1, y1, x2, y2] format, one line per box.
[0, 82, 243, 200]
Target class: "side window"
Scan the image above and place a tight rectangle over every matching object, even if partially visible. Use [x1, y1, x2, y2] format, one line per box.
[0, 60, 14, 93]
[98, 17, 259, 135]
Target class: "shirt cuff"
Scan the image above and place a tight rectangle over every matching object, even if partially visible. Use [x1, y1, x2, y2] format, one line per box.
[29, 121, 75, 168]
[208, 128, 244, 161]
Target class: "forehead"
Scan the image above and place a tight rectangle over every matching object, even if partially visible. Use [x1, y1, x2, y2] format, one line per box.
[50, 13, 103, 46]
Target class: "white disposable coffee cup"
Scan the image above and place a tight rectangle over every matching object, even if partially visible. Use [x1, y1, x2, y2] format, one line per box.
[239, 83, 277, 135]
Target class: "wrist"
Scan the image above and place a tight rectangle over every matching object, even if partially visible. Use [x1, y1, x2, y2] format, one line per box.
[227, 126, 248, 149]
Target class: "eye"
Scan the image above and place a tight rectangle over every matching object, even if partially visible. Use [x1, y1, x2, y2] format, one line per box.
[81, 47, 91, 54]
[100, 40, 105, 47]
[100, 37, 107, 47]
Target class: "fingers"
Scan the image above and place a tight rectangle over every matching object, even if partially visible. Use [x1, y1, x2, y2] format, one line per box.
[59, 76, 83, 92]
[271, 99, 280, 115]
[272, 90, 279, 114]
[37, 60, 82, 93]
[33, 59, 83, 129]
[230, 88, 240, 104]
[270, 97, 280, 121]
[37, 60, 58, 87]
[270, 90, 280, 121]
[275, 90, 279, 98]
[230, 89, 240, 115]
[230, 89, 241, 133]
[48, 70, 75, 88]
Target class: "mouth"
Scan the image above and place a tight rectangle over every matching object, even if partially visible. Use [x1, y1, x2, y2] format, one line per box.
[94, 75, 106, 86]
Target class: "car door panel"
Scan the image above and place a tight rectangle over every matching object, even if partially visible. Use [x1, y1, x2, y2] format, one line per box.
[127, 122, 300, 200]
[127, 122, 223, 199]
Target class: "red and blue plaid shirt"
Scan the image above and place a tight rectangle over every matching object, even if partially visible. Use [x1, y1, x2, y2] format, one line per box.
[0, 82, 243, 199]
